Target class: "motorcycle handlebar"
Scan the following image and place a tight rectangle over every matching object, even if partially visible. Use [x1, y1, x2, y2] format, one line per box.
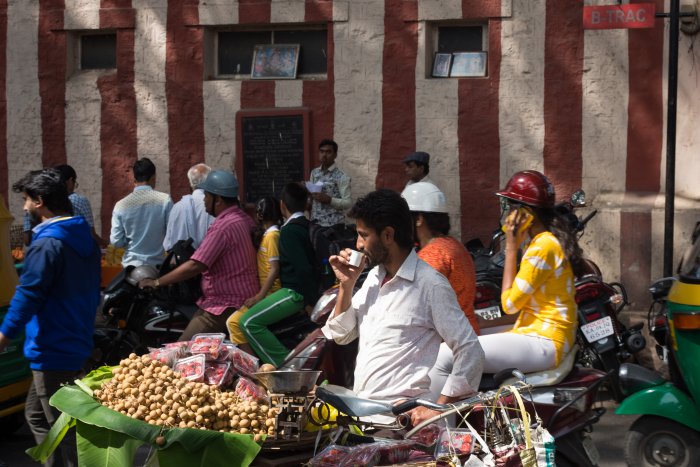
[578, 209, 598, 231]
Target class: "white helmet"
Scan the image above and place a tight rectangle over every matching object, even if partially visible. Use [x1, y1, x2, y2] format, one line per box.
[401, 182, 448, 213]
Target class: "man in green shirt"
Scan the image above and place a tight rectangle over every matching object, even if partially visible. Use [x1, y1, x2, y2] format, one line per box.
[240, 183, 320, 366]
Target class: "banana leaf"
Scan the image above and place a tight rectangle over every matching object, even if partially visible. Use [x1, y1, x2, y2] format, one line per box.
[28, 377, 262, 467]
[25, 412, 75, 463]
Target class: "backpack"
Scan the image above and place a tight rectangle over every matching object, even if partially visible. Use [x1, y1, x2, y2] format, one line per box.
[308, 222, 358, 291]
[158, 238, 202, 305]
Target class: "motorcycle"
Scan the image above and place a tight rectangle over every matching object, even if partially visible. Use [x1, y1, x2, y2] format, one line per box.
[313, 365, 609, 466]
[467, 190, 645, 400]
[91, 264, 318, 368]
[617, 221, 700, 466]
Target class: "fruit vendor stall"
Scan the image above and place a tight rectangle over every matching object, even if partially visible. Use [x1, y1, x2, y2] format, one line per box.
[30, 334, 484, 466]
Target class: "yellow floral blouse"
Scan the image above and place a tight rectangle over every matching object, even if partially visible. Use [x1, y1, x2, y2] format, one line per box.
[501, 231, 577, 365]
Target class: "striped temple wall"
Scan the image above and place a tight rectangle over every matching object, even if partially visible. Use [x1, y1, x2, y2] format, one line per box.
[1, 0, 699, 306]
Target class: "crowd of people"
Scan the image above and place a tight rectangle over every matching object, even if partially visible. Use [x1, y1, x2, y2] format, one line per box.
[0, 137, 583, 464]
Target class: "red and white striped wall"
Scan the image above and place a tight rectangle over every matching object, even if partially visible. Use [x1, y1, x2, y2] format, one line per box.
[1, 0, 699, 306]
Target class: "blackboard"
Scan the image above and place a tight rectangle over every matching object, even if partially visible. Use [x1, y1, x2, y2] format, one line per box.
[239, 113, 308, 203]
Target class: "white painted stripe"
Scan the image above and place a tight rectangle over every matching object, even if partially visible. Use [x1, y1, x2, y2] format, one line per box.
[133, 1, 171, 194]
[414, 21, 462, 237]
[202, 80, 242, 171]
[581, 5, 628, 196]
[418, 0, 461, 20]
[271, 0, 305, 24]
[498, 0, 546, 185]
[274, 80, 303, 108]
[65, 71, 102, 231]
[64, 0, 99, 30]
[199, 1, 239, 25]
[333, 1, 384, 199]
[6, 1, 42, 221]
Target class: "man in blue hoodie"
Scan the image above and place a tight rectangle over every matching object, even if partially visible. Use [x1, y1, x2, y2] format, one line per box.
[0, 168, 100, 467]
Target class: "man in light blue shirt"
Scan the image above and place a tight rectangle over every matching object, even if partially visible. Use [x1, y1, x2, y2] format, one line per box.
[163, 163, 214, 251]
[110, 158, 173, 267]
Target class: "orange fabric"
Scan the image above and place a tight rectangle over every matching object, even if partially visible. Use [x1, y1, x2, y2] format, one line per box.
[418, 236, 479, 334]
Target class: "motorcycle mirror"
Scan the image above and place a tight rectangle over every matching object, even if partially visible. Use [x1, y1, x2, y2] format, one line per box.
[571, 190, 586, 207]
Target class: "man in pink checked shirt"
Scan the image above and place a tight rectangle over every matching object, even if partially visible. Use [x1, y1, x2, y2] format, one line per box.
[138, 170, 259, 340]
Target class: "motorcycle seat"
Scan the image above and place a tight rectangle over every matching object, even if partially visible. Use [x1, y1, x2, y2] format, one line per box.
[315, 384, 393, 417]
[479, 345, 579, 390]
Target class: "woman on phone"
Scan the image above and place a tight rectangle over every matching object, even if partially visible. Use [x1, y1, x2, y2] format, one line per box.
[479, 170, 584, 373]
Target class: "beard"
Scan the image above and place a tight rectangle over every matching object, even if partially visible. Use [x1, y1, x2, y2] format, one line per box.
[363, 243, 388, 269]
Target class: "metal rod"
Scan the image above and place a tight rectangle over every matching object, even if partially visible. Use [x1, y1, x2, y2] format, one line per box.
[664, 0, 680, 277]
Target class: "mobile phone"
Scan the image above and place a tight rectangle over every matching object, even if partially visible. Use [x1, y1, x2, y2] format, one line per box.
[502, 206, 534, 235]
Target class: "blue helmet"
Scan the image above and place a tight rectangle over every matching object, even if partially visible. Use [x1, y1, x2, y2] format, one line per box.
[198, 170, 239, 198]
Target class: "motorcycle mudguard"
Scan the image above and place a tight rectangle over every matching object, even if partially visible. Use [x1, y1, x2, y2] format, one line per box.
[616, 382, 700, 432]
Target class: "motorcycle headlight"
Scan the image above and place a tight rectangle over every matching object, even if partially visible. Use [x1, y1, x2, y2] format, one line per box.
[526, 387, 588, 413]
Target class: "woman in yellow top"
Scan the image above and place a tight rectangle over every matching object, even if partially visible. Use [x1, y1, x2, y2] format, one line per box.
[479, 170, 584, 373]
[227, 196, 282, 355]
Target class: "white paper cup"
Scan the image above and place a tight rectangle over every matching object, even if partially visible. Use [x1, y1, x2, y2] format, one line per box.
[348, 250, 364, 267]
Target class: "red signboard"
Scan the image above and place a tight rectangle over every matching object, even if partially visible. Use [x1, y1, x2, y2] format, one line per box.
[583, 3, 656, 29]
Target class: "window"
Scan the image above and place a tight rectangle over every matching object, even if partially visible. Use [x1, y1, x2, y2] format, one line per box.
[216, 28, 328, 78]
[430, 24, 487, 78]
[80, 34, 117, 70]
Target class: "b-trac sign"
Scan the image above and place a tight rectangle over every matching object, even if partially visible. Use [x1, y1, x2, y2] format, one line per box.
[583, 3, 656, 30]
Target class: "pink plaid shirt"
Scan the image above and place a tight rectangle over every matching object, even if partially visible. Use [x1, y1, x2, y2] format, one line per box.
[191, 205, 259, 315]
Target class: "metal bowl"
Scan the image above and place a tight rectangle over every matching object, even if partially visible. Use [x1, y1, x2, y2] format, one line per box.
[253, 370, 322, 395]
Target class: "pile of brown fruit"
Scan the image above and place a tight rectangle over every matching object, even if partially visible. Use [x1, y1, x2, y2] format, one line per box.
[93, 354, 276, 441]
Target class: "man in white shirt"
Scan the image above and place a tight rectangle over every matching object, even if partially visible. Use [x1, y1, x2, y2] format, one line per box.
[163, 163, 214, 251]
[323, 189, 484, 426]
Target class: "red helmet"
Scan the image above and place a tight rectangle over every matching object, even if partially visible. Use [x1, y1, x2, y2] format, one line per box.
[496, 170, 555, 208]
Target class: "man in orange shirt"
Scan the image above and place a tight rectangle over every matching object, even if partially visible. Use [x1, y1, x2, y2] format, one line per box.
[401, 182, 479, 334]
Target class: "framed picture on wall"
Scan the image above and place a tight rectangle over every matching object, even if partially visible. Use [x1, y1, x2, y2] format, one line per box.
[251, 44, 300, 79]
[450, 52, 487, 77]
[432, 53, 452, 78]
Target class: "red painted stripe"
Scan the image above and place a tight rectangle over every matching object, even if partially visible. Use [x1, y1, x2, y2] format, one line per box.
[38, 0, 67, 168]
[458, 18, 502, 244]
[542, 0, 584, 200]
[462, 0, 501, 18]
[239, 0, 271, 24]
[303, 3, 334, 168]
[240, 81, 275, 109]
[0, 1, 6, 204]
[625, 0, 664, 192]
[375, 0, 418, 191]
[99, 1, 137, 239]
[165, 1, 206, 202]
[620, 210, 652, 306]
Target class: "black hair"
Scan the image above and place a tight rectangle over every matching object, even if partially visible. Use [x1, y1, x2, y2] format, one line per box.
[407, 160, 430, 176]
[348, 189, 414, 250]
[531, 206, 585, 277]
[318, 139, 338, 153]
[54, 164, 77, 183]
[281, 182, 309, 214]
[251, 196, 282, 249]
[133, 158, 156, 182]
[12, 169, 73, 215]
[256, 196, 282, 225]
[412, 211, 450, 236]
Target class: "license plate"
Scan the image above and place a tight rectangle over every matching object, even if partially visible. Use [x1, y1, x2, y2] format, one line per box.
[581, 433, 600, 465]
[475, 305, 502, 320]
[580, 316, 614, 343]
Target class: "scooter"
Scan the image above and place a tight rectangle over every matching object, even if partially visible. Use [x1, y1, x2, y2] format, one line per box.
[616, 222, 700, 467]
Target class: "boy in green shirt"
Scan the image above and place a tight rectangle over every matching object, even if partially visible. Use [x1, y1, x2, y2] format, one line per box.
[240, 183, 320, 366]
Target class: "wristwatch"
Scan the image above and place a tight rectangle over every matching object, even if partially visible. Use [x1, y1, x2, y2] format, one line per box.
[154, 279, 160, 288]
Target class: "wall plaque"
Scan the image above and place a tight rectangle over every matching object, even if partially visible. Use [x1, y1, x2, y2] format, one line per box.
[236, 108, 311, 203]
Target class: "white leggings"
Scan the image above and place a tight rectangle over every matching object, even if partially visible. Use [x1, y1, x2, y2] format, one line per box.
[478, 333, 557, 374]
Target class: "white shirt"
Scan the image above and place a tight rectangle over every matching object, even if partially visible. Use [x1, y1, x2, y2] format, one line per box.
[322, 250, 484, 404]
[163, 189, 214, 251]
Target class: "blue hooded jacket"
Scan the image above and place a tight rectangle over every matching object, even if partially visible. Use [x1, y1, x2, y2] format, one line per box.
[0, 216, 100, 371]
